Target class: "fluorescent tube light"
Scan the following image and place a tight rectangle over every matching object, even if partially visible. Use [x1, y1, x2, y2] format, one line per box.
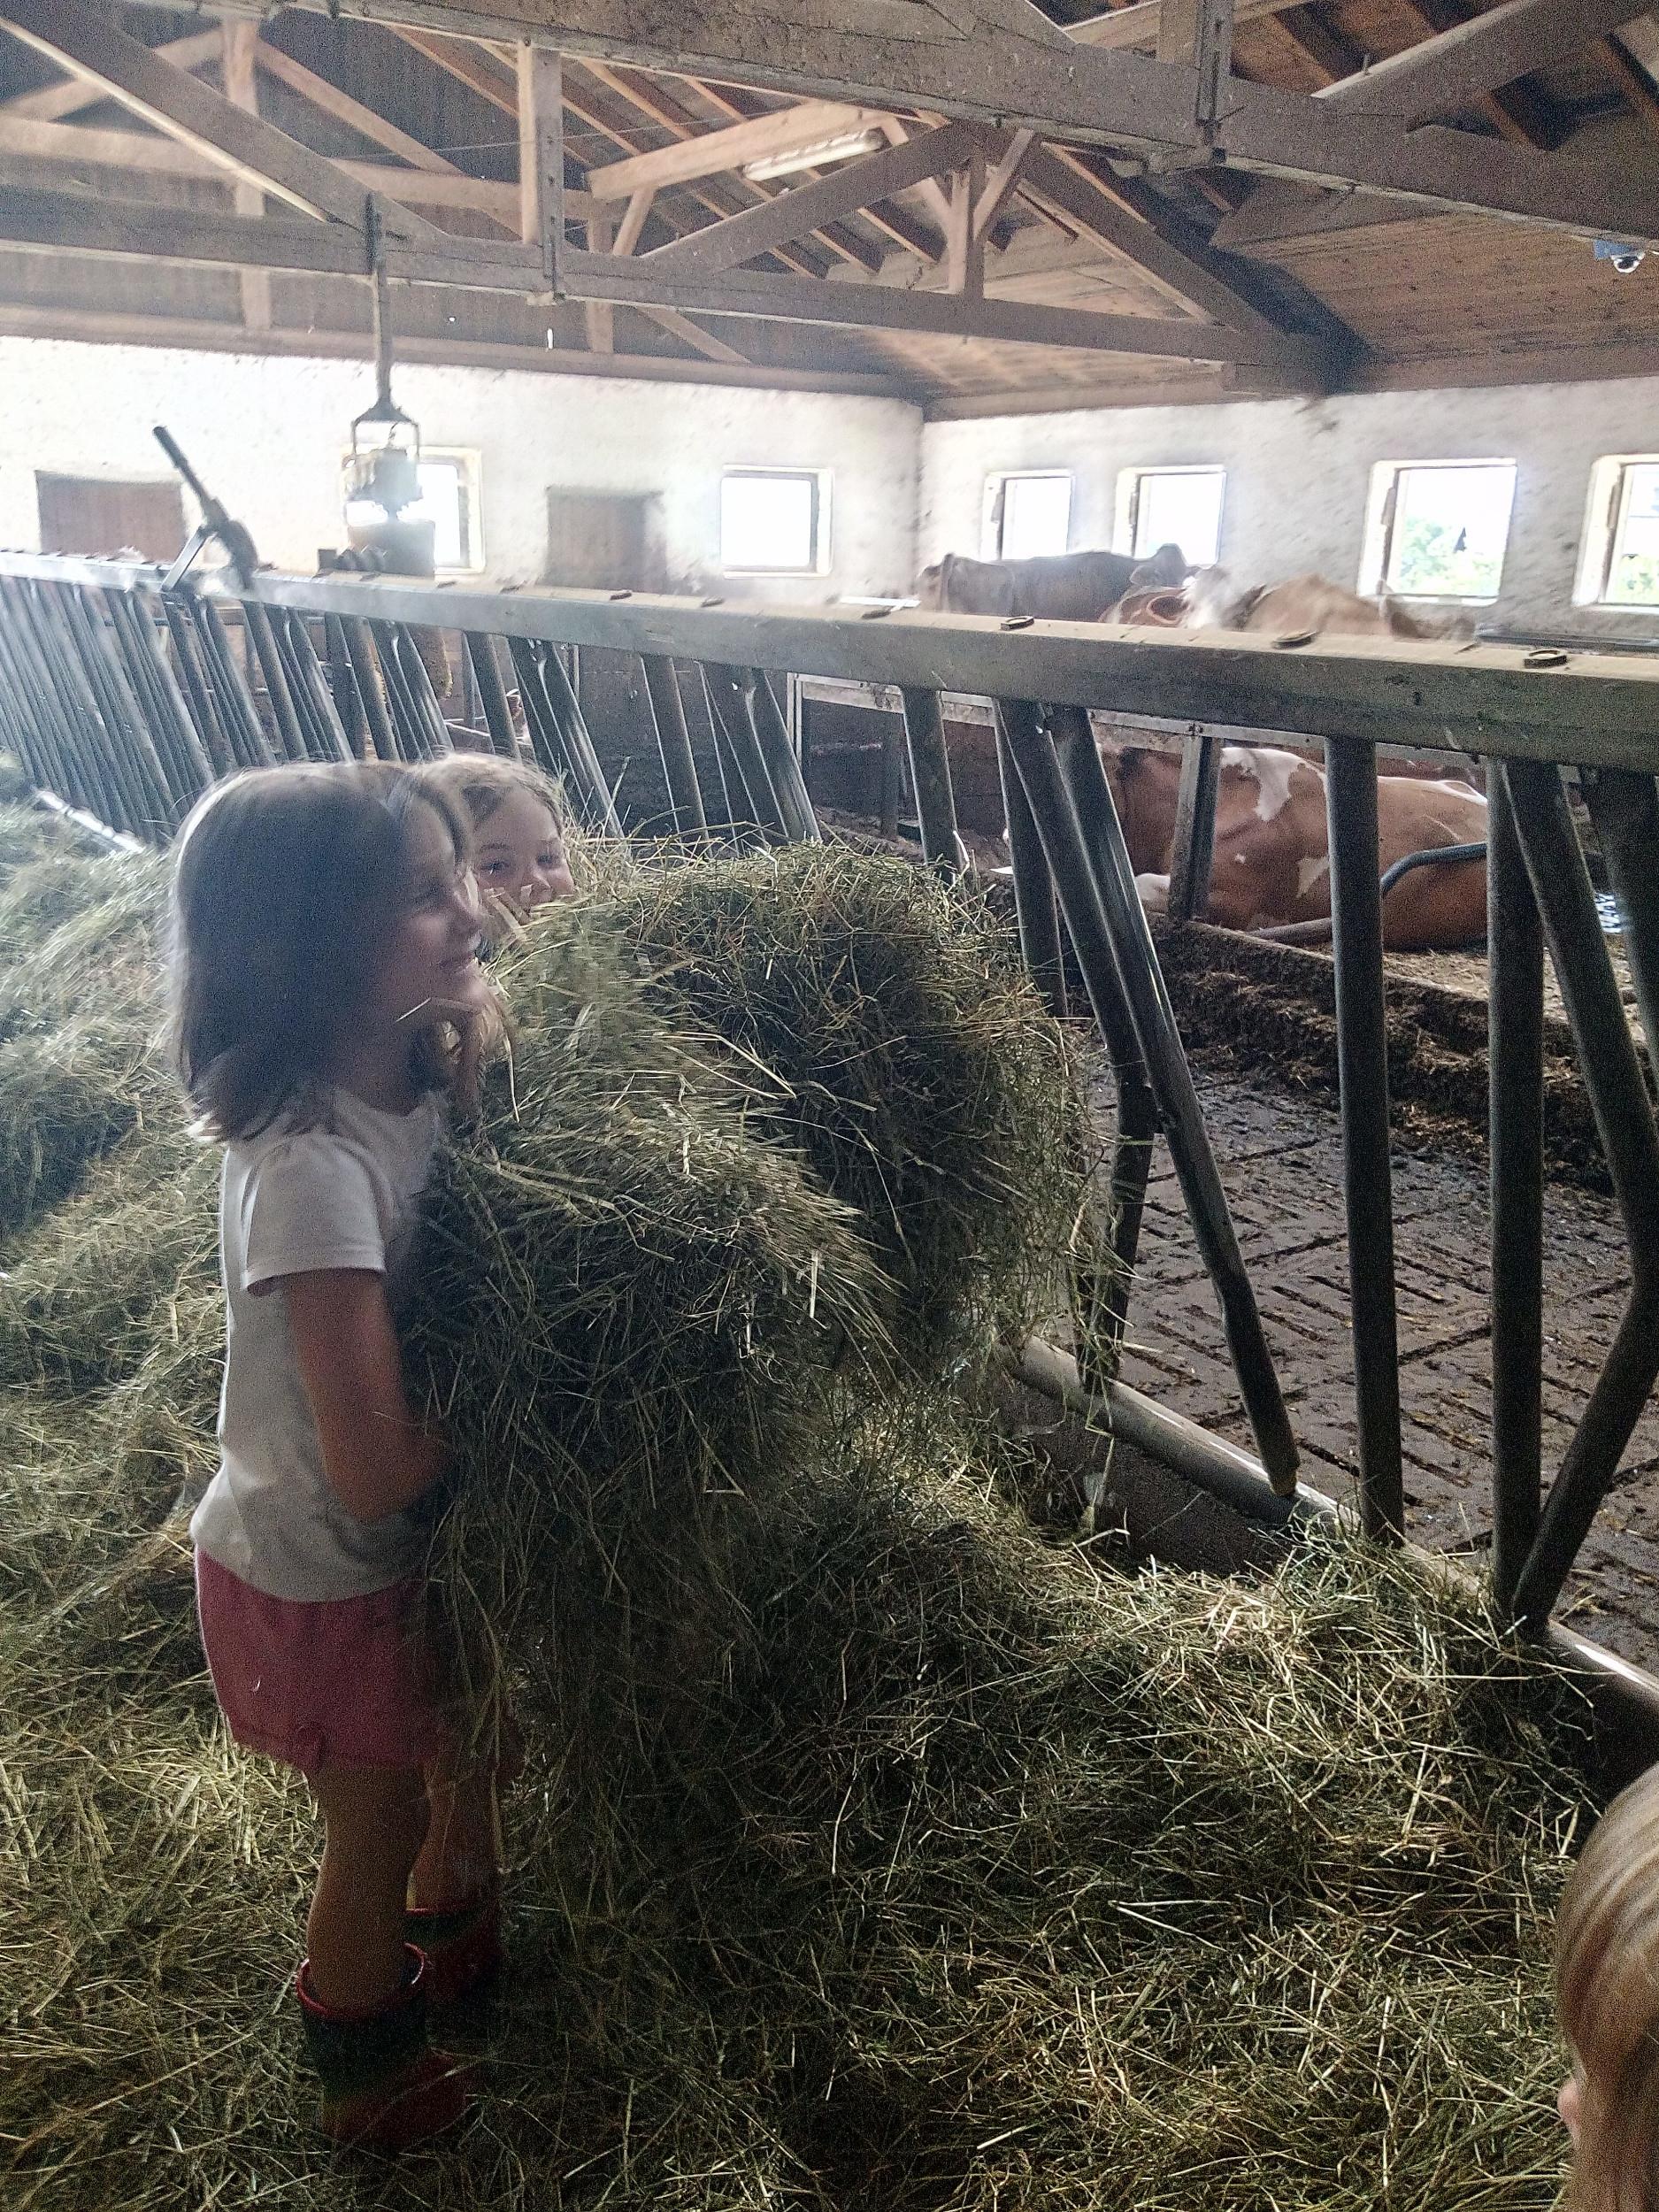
[741, 127, 884, 182]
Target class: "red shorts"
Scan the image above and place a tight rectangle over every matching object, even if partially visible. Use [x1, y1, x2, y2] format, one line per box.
[194, 1550, 456, 1778]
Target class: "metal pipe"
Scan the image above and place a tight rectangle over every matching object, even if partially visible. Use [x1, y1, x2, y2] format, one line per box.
[1503, 756, 1659, 1627]
[105, 590, 214, 808]
[705, 664, 789, 842]
[57, 584, 179, 833]
[160, 597, 236, 782]
[749, 664, 821, 842]
[336, 614, 400, 764]
[1583, 767, 1659, 1070]
[194, 598, 274, 771]
[365, 618, 429, 760]
[1486, 769, 1544, 1619]
[1323, 735, 1405, 1543]
[537, 643, 622, 836]
[897, 687, 968, 875]
[1165, 727, 1220, 922]
[1377, 838, 1486, 902]
[242, 598, 311, 764]
[464, 632, 519, 760]
[994, 703, 1066, 1017]
[640, 654, 710, 839]
[1042, 701, 1300, 1494]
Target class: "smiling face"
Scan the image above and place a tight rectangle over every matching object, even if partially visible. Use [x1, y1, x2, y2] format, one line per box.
[472, 787, 575, 920]
[368, 798, 491, 1034]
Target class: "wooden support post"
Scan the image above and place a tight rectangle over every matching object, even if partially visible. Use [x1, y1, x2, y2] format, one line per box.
[584, 210, 614, 351]
[946, 147, 986, 298]
[220, 20, 270, 334]
[518, 45, 564, 292]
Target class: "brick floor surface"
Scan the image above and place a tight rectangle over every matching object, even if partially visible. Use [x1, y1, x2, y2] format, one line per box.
[1105, 1061, 1659, 1667]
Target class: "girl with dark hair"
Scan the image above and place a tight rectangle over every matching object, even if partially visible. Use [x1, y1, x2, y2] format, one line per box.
[172, 761, 501, 2152]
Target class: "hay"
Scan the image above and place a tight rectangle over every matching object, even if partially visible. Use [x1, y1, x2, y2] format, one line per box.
[0, 822, 1588, 2212]
[599, 848, 1095, 1370]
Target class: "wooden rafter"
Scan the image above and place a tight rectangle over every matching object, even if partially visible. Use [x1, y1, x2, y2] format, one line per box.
[1325, 0, 1648, 122]
[1, 26, 220, 117]
[0, 0, 442, 235]
[0, 114, 534, 216]
[220, 19, 270, 333]
[303, 0, 1659, 247]
[637, 119, 975, 275]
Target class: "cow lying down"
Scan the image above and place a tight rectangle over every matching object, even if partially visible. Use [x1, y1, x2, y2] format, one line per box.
[1103, 741, 1488, 952]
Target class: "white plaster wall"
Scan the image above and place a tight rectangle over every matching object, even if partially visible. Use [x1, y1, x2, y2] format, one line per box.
[0, 337, 922, 602]
[920, 379, 1659, 638]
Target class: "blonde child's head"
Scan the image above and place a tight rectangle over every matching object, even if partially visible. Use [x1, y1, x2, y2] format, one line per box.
[170, 761, 493, 1138]
[1556, 1762, 1659, 2212]
[417, 752, 574, 929]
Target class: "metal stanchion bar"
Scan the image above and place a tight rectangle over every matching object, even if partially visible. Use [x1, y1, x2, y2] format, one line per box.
[898, 687, 968, 875]
[639, 654, 710, 839]
[106, 591, 214, 806]
[1487, 769, 1545, 1618]
[994, 698, 1157, 1358]
[1043, 701, 1299, 1493]
[1165, 728, 1221, 922]
[504, 639, 567, 786]
[704, 665, 789, 843]
[161, 598, 237, 781]
[748, 667, 821, 843]
[365, 620, 430, 760]
[464, 634, 520, 760]
[1583, 768, 1659, 1067]
[994, 704, 1066, 1017]
[0, 583, 84, 810]
[1504, 756, 1659, 1627]
[25, 583, 149, 834]
[532, 645, 619, 835]
[333, 617, 398, 764]
[385, 624, 455, 761]
[272, 611, 351, 765]
[52, 583, 178, 833]
[194, 599, 275, 771]
[1323, 736, 1405, 1543]
[325, 616, 371, 760]
[242, 599, 311, 764]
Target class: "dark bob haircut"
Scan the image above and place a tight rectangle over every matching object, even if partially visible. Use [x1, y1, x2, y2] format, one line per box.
[169, 761, 477, 1142]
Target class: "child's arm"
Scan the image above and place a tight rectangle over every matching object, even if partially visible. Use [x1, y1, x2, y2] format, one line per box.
[284, 1270, 449, 1524]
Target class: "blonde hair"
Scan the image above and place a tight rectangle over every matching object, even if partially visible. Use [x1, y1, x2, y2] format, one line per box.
[1557, 1763, 1659, 2212]
[416, 750, 566, 837]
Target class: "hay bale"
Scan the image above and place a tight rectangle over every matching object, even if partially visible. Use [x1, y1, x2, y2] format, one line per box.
[602, 848, 1095, 1370]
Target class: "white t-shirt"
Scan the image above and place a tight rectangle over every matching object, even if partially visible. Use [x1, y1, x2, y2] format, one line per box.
[188, 1086, 447, 1602]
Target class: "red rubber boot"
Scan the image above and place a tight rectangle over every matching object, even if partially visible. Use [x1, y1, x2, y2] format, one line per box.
[405, 1883, 504, 2014]
[296, 1944, 472, 2152]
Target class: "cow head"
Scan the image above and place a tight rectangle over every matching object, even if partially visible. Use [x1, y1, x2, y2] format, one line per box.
[1128, 540, 1191, 590]
[916, 558, 948, 611]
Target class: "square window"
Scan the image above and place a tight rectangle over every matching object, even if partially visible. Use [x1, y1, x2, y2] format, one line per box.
[1118, 467, 1225, 569]
[982, 472, 1072, 560]
[342, 452, 480, 572]
[1598, 460, 1659, 607]
[720, 470, 826, 575]
[1367, 460, 1516, 603]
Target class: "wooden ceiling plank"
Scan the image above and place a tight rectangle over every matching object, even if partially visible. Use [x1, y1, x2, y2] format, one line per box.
[0, 0, 442, 235]
[2, 26, 220, 119]
[634, 303, 749, 361]
[1596, 29, 1659, 145]
[1069, 0, 1302, 51]
[251, 41, 458, 173]
[638, 119, 975, 275]
[1210, 178, 1421, 247]
[1321, 0, 1647, 121]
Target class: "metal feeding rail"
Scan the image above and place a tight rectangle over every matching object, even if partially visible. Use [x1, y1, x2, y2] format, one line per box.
[2, 547, 1658, 1659]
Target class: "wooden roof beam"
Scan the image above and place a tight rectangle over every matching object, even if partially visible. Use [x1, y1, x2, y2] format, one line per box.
[1322, 0, 1648, 122]
[1, 25, 219, 117]
[638, 119, 976, 275]
[0, 0, 442, 234]
[294, 0, 1659, 245]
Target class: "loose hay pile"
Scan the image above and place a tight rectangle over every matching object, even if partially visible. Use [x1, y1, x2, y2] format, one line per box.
[0, 796, 1586, 2212]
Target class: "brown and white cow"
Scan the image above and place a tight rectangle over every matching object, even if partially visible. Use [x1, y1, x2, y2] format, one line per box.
[1104, 741, 1488, 950]
[1109, 567, 1473, 642]
[918, 541, 1189, 621]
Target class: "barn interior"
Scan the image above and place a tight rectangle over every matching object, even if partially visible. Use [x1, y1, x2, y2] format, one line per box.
[4, 0, 1659, 2204]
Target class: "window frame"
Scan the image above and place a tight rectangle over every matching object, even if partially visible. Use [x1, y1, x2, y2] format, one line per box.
[340, 447, 483, 574]
[718, 466, 831, 578]
[1359, 457, 1517, 605]
[1575, 455, 1659, 610]
[980, 470, 1074, 561]
[1113, 465, 1227, 570]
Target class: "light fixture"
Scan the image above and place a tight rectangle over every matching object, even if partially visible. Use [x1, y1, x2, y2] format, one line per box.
[742, 127, 884, 183]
